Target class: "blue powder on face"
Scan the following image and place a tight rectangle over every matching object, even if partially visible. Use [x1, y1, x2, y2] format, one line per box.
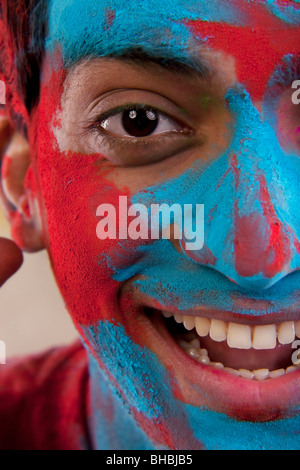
[264, 0, 300, 25]
[184, 406, 300, 450]
[104, 87, 300, 317]
[83, 321, 300, 450]
[46, 0, 275, 66]
[45, 0, 300, 449]
[83, 321, 170, 419]
[46, 0, 300, 67]
[88, 353, 161, 450]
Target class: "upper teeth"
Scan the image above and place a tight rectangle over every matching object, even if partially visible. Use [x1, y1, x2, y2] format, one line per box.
[163, 312, 300, 350]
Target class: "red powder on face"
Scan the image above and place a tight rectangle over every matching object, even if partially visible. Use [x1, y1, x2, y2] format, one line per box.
[27, 55, 135, 328]
[0, 16, 29, 127]
[271, 0, 300, 7]
[187, 5, 300, 101]
[231, 154, 292, 280]
[104, 8, 116, 30]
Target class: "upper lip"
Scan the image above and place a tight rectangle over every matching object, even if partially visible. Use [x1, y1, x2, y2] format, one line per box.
[138, 295, 300, 325]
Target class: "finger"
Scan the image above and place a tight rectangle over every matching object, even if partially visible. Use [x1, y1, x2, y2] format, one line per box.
[0, 115, 13, 159]
[0, 237, 23, 286]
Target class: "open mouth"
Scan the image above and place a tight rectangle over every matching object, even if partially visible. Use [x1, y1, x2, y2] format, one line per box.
[124, 288, 300, 420]
[145, 307, 300, 381]
[163, 311, 300, 380]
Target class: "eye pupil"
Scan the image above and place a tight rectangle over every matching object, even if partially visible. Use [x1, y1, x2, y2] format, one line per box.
[122, 108, 159, 137]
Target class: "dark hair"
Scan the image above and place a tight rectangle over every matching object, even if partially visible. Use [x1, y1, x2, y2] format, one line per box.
[0, 0, 48, 115]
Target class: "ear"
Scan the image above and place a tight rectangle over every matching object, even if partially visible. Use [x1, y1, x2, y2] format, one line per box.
[0, 114, 45, 252]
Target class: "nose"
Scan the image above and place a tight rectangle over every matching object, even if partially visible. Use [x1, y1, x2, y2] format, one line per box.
[180, 88, 300, 290]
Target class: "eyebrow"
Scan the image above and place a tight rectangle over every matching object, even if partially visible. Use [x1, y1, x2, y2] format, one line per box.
[105, 47, 212, 80]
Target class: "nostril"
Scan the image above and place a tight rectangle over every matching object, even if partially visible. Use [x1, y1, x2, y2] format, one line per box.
[179, 239, 217, 267]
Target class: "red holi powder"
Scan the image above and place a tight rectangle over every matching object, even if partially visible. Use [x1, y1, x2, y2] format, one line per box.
[27, 57, 126, 327]
[0, 16, 28, 127]
[28, 52, 156, 330]
[231, 154, 292, 279]
[132, 407, 204, 450]
[104, 8, 116, 30]
[187, 4, 300, 101]
[258, 173, 291, 278]
[270, 0, 300, 7]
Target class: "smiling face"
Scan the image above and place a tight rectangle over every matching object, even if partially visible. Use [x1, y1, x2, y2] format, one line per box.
[27, 0, 300, 449]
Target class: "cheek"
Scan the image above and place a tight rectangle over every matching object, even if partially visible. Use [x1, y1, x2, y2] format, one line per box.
[29, 64, 138, 328]
[39, 149, 125, 327]
[34, 131, 153, 330]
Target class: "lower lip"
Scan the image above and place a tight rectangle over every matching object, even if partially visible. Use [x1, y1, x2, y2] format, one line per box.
[139, 309, 300, 422]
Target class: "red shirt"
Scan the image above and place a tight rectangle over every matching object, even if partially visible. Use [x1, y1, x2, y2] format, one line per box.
[0, 341, 91, 450]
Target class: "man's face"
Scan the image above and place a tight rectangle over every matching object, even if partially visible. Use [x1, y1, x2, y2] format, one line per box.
[29, 0, 300, 449]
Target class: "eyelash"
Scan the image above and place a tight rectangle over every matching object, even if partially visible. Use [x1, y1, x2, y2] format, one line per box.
[87, 103, 193, 145]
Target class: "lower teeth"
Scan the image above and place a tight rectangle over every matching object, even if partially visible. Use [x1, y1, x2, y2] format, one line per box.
[177, 335, 300, 381]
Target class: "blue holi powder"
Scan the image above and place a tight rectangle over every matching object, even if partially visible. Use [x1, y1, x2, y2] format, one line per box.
[83, 320, 169, 419]
[88, 353, 160, 450]
[82, 321, 300, 450]
[184, 406, 300, 450]
[264, 0, 300, 25]
[104, 87, 300, 315]
[46, 0, 265, 66]
[46, 0, 300, 67]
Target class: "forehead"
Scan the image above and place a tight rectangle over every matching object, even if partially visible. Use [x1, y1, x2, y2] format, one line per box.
[46, 0, 300, 59]
[46, 0, 300, 100]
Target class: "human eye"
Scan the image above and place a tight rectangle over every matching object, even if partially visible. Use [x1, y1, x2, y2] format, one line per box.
[99, 105, 184, 139]
[85, 91, 197, 167]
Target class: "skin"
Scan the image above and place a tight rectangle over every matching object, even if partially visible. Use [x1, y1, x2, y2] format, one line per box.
[1, 0, 300, 450]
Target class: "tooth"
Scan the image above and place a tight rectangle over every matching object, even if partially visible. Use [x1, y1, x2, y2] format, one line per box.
[239, 369, 254, 380]
[253, 369, 270, 381]
[178, 340, 191, 350]
[195, 317, 211, 337]
[162, 311, 173, 318]
[278, 321, 295, 345]
[227, 323, 252, 349]
[212, 362, 224, 370]
[198, 356, 210, 365]
[199, 348, 208, 357]
[225, 367, 240, 376]
[210, 319, 227, 342]
[183, 316, 195, 331]
[174, 313, 184, 324]
[270, 369, 285, 379]
[186, 348, 200, 359]
[189, 338, 200, 349]
[286, 366, 298, 374]
[252, 324, 276, 350]
[295, 321, 300, 339]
